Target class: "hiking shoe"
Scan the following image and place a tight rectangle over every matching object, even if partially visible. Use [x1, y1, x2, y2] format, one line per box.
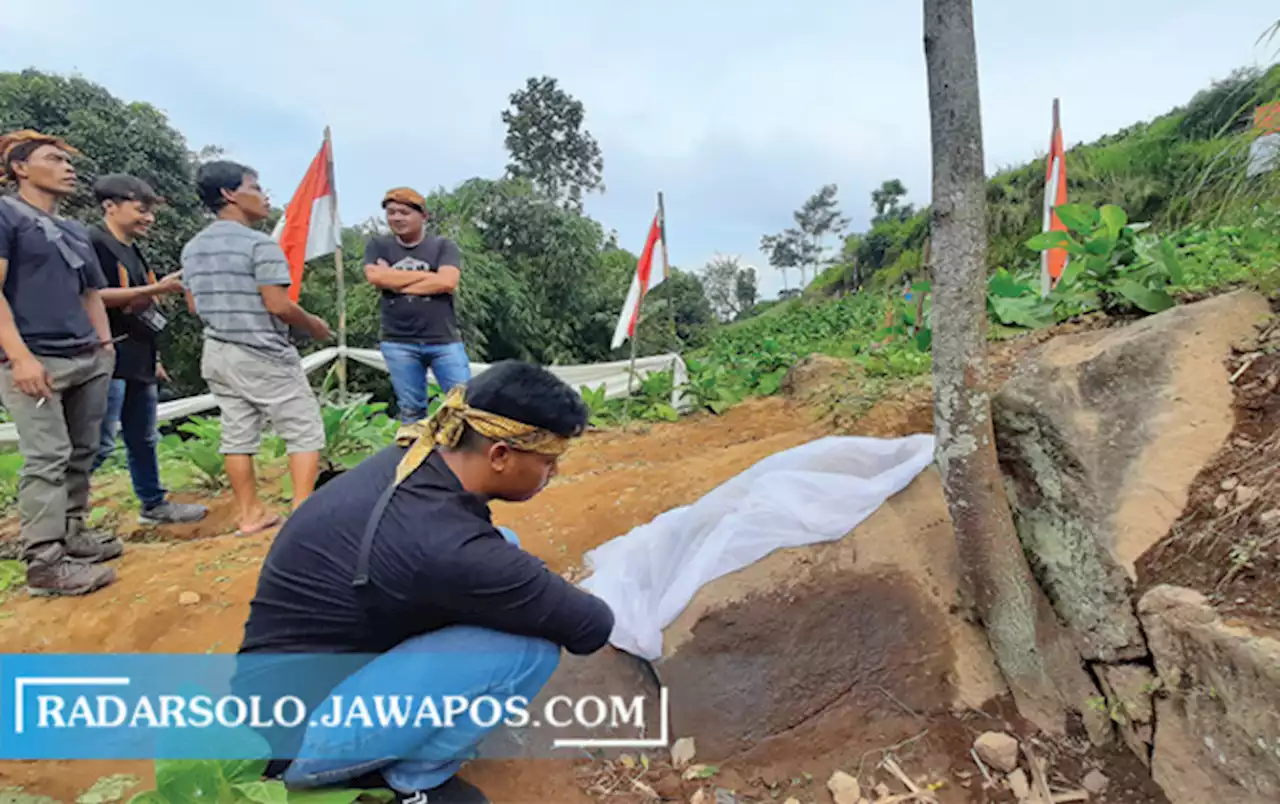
[396, 777, 489, 804]
[65, 523, 124, 563]
[27, 558, 116, 597]
[139, 501, 209, 525]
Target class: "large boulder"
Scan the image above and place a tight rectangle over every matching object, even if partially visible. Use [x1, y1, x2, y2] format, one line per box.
[991, 291, 1270, 662]
[650, 468, 1008, 761]
[1139, 585, 1280, 804]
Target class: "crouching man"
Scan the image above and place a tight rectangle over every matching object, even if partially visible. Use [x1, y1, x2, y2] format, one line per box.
[235, 360, 615, 804]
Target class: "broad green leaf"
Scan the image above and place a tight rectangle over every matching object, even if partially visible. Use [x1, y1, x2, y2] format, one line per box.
[1113, 280, 1176, 314]
[1156, 240, 1185, 285]
[987, 269, 1029, 299]
[910, 280, 931, 295]
[756, 368, 787, 396]
[1054, 203, 1100, 234]
[652, 403, 680, 422]
[1054, 260, 1084, 290]
[914, 328, 933, 352]
[1025, 231, 1073, 252]
[1083, 254, 1112, 278]
[220, 759, 268, 785]
[990, 296, 1054, 329]
[126, 793, 167, 804]
[1099, 205, 1128, 239]
[1084, 235, 1115, 257]
[232, 781, 288, 804]
[155, 759, 231, 801]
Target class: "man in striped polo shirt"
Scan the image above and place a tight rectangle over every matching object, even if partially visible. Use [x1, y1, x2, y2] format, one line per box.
[181, 160, 332, 536]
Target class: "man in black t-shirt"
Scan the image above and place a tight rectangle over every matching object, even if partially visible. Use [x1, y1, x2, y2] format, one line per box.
[0, 130, 118, 596]
[88, 174, 207, 525]
[236, 361, 615, 804]
[363, 187, 470, 427]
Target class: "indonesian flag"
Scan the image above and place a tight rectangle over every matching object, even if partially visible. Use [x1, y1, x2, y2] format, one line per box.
[611, 208, 667, 350]
[1040, 99, 1069, 298]
[272, 131, 341, 301]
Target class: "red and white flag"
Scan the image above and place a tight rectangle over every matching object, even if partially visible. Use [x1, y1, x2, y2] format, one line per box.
[272, 129, 341, 301]
[611, 206, 668, 350]
[1041, 99, 1069, 298]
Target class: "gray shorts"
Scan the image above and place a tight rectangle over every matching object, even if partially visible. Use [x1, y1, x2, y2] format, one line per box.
[200, 338, 325, 455]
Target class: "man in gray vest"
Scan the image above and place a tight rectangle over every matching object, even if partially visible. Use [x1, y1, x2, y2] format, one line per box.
[0, 129, 121, 597]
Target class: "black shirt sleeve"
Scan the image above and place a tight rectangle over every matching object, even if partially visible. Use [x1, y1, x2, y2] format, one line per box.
[438, 238, 461, 270]
[363, 237, 382, 266]
[412, 529, 615, 655]
[79, 230, 107, 291]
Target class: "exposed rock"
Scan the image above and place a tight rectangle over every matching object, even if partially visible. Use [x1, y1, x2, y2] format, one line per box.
[479, 646, 658, 760]
[177, 591, 201, 606]
[1260, 509, 1280, 528]
[653, 469, 1007, 760]
[1082, 769, 1110, 794]
[780, 354, 853, 402]
[826, 771, 861, 804]
[993, 291, 1271, 662]
[1140, 584, 1280, 804]
[1006, 768, 1030, 800]
[974, 731, 1020, 772]
[1097, 663, 1158, 765]
[1235, 485, 1259, 506]
[670, 736, 696, 768]
[690, 791, 710, 804]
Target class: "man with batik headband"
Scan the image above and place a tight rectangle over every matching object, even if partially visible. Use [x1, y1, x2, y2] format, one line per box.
[236, 360, 615, 804]
[0, 129, 120, 597]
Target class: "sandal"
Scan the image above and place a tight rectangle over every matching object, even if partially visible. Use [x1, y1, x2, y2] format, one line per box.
[234, 514, 283, 538]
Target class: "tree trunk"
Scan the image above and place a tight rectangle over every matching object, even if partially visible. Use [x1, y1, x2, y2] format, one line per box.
[922, 0, 1106, 741]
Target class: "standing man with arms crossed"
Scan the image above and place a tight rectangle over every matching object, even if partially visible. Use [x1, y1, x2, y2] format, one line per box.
[181, 160, 331, 536]
[0, 130, 120, 596]
[363, 188, 470, 431]
[89, 173, 208, 525]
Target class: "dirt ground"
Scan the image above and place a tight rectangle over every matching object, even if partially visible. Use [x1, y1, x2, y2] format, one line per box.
[0, 318, 1169, 804]
[1137, 311, 1280, 636]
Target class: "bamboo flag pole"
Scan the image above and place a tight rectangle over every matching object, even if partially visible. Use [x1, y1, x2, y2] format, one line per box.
[325, 125, 348, 402]
[658, 191, 678, 353]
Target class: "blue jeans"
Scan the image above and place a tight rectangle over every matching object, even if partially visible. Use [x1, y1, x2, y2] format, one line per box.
[92, 378, 166, 510]
[379, 341, 471, 424]
[282, 528, 561, 793]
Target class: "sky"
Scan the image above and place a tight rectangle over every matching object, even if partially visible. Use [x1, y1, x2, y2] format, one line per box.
[3, 1, 1278, 301]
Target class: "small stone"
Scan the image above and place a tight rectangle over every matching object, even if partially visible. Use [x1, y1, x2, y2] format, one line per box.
[1260, 510, 1280, 527]
[826, 771, 861, 804]
[670, 736, 696, 768]
[1221, 477, 1240, 491]
[874, 782, 891, 798]
[713, 788, 738, 804]
[1214, 493, 1230, 511]
[974, 731, 1020, 773]
[178, 591, 201, 606]
[690, 791, 710, 804]
[1236, 485, 1260, 505]
[1007, 769, 1030, 800]
[782, 799, 800, 804]
[1083, 769, 1110, 794]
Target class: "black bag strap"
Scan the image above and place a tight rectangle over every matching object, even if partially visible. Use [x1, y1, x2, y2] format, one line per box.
[0, 195, 87, 271]
[352, 478, 401, 593]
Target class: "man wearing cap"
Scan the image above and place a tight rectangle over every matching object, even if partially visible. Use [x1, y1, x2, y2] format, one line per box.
[88, 173, 208, 526]
[235, 360, 616, 804]
[0, 130, 120, 596]
[364, 188, 470, 427]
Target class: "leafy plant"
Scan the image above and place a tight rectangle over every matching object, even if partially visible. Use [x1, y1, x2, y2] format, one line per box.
[578, 383, 611, 427]
[681, 359, 745, 415]
[1026, 202, 1185, 315]
[126, 758, 394, 803]
[0, 559, 25, 595]
[319, 396, 398, 472]
[0, 449, 23, 509]
[164, 417, 227, 491]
